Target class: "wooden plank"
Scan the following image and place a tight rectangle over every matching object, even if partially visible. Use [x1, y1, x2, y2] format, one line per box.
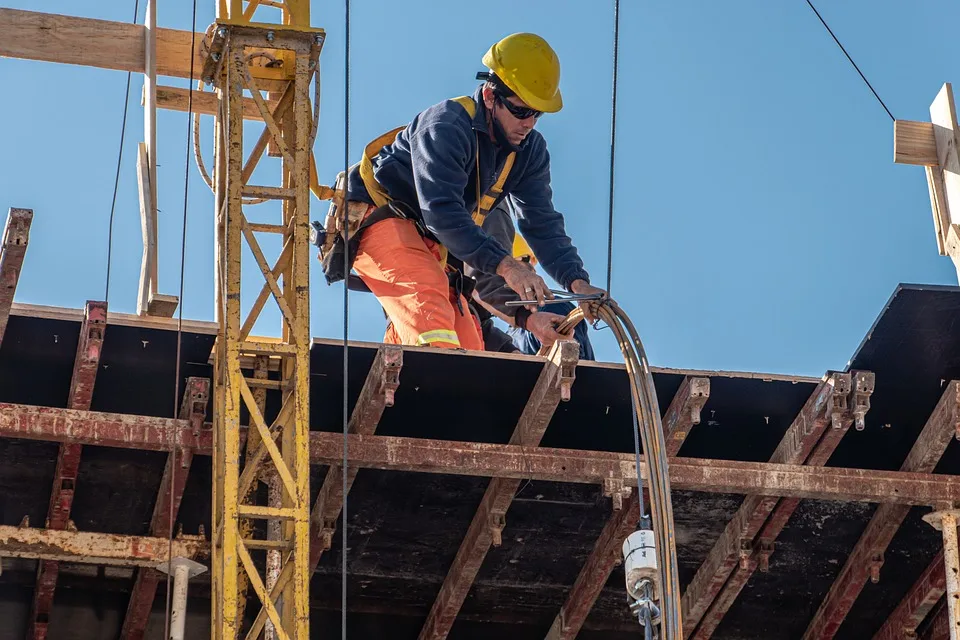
[308, 346, 403, 567]
[680, 373, 850, 637]
[894, 120, 939, 166]
[544, 376, 710, 640]
[136, 143, 155, 316]
[0, 208, 32, 348]
[0, 8, 203, 79]
[930, 83, 960, 228]
[417, 340, 579, 640]
[802, 381, 960, 640]
[872, 549, 945, 640]
[155, 85, 274, 120]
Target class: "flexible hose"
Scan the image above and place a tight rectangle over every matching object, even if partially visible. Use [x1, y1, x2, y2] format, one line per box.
[549, 301, 682, 638]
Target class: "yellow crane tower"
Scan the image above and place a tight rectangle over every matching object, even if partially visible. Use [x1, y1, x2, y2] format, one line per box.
[203, 1, 324, 638]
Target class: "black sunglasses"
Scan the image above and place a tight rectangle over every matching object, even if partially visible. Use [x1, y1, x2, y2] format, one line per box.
[495, 94, 542, 120]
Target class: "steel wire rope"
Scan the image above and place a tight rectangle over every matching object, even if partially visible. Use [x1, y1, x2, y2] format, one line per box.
[103, 0, 142, 304]
[164, 0, 199, 636]
[605, 0, 620, 295]
[804, 0, 895, 122]
[341, 0, 352, 635]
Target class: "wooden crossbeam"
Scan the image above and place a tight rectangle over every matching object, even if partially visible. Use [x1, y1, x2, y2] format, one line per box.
[119, 377, 210, 640]
[802, 381, 960, 640]
[417, 340, 580, 640]
[689, 371, 874, 639]
[308, 346, 403, 567]
[26, 301, 106, 640]
[544, 376, 710, 640]
[0, 8, 202, 79]
[0, 208, 32, 348]
[680, 372, 852, 637]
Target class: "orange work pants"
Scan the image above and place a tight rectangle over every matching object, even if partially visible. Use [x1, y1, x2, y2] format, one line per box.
[352, 210, 484, 351]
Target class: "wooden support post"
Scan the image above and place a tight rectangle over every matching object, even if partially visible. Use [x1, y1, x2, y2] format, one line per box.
[680, 372, 852, 637]
[894, 83, 960, 279]
[119, 377, 209, 640]
[690, 371, 874, 640]
[308, 345, 403, 566]
[144, 0, 158, 297]
[544, 376, 710, 640]
[802, 381, 960, 640]
[26, 300, 106, 640]
[0, 208, 32, 348]
[418, 340, 579, 640]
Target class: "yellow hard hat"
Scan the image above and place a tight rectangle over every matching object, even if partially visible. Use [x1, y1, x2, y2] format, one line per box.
[482, 33, 563, 113]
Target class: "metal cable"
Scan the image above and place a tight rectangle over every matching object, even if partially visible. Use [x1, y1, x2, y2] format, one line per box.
[605, 0, 621, 295]
[103, 0, 141, 304]
[805, 0, 895, 122]
[164, 0, 198, 636]
[342, 0, 352, 634]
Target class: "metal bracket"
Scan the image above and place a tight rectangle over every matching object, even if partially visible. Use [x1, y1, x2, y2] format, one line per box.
[850, 371, 876, 431]
[489, 513, 506, 547]
[829, 373, 852, 429]
[869, 551, 885, 584]
[379, 347, 403, 408]
[738, 538, 754, 570]
[558, 362, 576, 403]
[603, 477, 632, 512]
[757, 539, 775, 573]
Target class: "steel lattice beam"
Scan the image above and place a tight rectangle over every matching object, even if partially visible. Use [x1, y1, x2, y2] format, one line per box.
[803, 381, 960, 640]
[417, 340, 580, 640]
[544, 376, 710, 640]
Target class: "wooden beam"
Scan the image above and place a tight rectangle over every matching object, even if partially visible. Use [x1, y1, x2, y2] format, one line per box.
[136, 143, 155, 317]
[872, 549, 945, 640]
[802, 380, 960, 640]
[544, 376, 710, 640]
[0, 525, 204, 568]
[0, 8, 203, 79]
[680, 372, 852, 637]
[418, 340, 579, 640]
[689, 371, 874, 640]
[120, 377, 210, 640]
[0, 208, 32, 348]
[895, 120, 939, 166]
[308, 346, 403, 566]
[155, 85, 274, 120]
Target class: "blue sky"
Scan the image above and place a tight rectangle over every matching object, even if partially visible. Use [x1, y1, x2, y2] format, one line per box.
[2, 0, 958, 377]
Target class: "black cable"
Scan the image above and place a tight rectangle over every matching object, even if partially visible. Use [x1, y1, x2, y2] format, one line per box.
[605, 0, 621, 295]
[104, 0, 141, 304]
[164, 0, 198, 636]
[342, 0, 352, 635]
[805, 0, 895, 122]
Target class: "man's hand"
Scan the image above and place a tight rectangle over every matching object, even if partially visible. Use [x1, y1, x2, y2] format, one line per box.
[570, 279, 608, 324]
[525, 311, 572, 348]
[497, 256, 553, 307]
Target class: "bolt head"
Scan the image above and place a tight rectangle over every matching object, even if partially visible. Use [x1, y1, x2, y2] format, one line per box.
[217, 27, 227, 38]
[266, 30, 275, 42]
[211, 52, 221, 62]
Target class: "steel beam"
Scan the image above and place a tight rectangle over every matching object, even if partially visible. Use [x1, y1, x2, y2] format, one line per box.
[26, 300, 106, 640]
[0, 526, 204, 567]
[690, 371, 874, 639]
[544, 376, 710, 640]
[0, 208, 32, 347]
[873, 550, 945, 640]
[681, 372, 852, 637]
[417, 340, 580, 640]
[803, 381, 960, 640]
[120, 377, 209, 640]
[309, 345, 402, 567]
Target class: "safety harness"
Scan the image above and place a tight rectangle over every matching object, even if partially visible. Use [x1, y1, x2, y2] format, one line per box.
[316, 95, 527, 292]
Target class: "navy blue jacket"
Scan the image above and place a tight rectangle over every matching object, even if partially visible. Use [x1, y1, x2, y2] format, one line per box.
[346, 86, 590, 290]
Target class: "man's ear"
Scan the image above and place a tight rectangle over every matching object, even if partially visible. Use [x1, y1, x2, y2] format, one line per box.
[481, 84, 496, 110]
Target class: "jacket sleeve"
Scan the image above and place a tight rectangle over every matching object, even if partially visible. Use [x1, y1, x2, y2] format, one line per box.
[471, 207, 525, 319]
[409, 122, 510, 274]
[509, 135, 590, 290]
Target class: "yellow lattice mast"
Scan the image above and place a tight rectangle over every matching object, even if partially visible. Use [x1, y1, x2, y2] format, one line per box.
[205, 1, 324, 637]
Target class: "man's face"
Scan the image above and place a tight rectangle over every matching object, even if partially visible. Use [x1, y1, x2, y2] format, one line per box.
[482, 85, 541, 146]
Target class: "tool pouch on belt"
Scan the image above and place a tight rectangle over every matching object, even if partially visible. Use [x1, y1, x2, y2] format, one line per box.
[313, 199, 408, 286]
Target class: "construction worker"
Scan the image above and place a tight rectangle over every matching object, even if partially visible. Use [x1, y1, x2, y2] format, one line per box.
[333, 32, 606, 349]
[466, 200, 595, 360]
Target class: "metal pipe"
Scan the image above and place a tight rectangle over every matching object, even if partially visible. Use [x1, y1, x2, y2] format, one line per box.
[924, 509, 960, 640]
[156, 557, 207, 640]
